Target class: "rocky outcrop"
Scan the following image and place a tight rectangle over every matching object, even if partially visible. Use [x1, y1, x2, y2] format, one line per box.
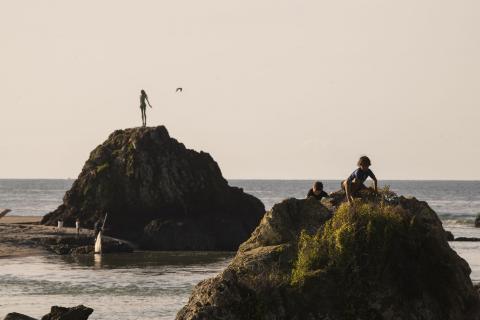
[38, 235, 133, 255]
[42, 126, 265, 250]
[3, 305, 93, 320]
[177, 189, 480, 320]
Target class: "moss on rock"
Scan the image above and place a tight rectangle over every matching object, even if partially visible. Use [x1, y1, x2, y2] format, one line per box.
[291, 202, 407, 285]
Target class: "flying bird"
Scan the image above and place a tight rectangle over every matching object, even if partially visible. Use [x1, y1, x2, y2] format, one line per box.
[176, 87, 183, 93]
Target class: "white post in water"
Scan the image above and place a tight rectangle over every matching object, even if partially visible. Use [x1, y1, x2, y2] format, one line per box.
[94, 213, 108, 254]
[57, 220, 63, 232]
[94, 231, 102, 254]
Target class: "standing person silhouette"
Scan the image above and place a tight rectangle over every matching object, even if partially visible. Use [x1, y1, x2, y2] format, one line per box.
[139, 89, 153, 127]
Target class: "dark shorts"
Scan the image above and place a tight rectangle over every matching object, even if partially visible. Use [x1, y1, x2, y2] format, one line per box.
[341, 180, 366, 194]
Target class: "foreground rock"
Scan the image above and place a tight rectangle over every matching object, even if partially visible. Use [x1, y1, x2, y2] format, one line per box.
[3, 305, 93, 320]
[177, 190, 480, 320]
[42, 126, 265, 250]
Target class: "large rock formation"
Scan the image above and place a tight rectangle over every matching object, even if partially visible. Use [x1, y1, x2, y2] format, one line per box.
[42, 126, 265, 250]
[177, 189, 480, 320]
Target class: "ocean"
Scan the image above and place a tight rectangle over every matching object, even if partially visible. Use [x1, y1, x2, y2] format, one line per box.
[0, 179, 479, 319]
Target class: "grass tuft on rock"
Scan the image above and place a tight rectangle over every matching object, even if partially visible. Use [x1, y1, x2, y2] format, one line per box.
[291, 201, 409, 285]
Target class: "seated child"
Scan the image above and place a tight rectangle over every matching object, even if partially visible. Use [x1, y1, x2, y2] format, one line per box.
[342, 156, 378, 204]
[307, 181, 329, 201]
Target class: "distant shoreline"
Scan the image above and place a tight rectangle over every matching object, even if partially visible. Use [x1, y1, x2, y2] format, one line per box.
[0, 215, 42, 224]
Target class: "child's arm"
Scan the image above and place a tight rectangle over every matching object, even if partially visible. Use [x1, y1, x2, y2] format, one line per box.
[345, 171, 357, 204]
[146, 97, 153, 108]
[370, 170, 378, 192]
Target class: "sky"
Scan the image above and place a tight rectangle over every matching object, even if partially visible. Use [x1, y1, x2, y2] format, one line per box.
[1, 0, 479, 180]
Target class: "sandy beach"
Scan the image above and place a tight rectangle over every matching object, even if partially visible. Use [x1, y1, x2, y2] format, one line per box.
[0, 215, 42, 224]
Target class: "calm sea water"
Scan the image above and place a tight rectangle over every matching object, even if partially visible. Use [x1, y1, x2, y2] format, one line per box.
[0, 179, 479, 319]
[0, 252, 232, 319]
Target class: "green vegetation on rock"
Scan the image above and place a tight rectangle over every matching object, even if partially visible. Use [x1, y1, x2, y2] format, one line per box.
[95, 162, 110, 174]
[291, 202, 408, 285]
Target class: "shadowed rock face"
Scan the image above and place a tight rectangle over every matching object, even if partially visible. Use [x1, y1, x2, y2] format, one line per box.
[176, 193, 480, 320]
[41, 126, 265, 250]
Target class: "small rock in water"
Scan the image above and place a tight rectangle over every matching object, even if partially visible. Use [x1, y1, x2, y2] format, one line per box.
[3, 305, 93, 320]
[41, 305, 93, 320]
[3, 313, 37, 320]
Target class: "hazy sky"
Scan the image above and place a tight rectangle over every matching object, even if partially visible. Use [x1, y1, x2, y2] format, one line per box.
[1, 1, 479, 180]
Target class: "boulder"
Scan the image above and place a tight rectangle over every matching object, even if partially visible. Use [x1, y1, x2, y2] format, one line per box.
[42, 126, 265, 250]
[41, 305, 93, 320]
[475, 214, 480, 228]
[3, 305, 93, 320]
[3, 313, 37, 320]
[176, 191, 480, 320]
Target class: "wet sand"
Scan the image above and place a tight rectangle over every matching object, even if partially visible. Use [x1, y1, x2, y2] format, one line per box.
[0, 216, 135, 258]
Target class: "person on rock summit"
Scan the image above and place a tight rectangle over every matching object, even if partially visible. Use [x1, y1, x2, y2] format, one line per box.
[139, 89, 153, 127]
[307, 181, 329, 201]
[342, 156, 378, 205]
